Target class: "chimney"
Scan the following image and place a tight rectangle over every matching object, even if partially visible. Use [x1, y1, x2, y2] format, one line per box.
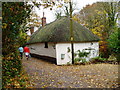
[30, 26, 34, 35]
[42, 12, 46, 27]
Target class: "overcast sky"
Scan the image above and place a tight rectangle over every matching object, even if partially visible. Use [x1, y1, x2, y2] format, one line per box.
[32, 0, 120, 24]
[29, 0, 119, 24]
[27, 0, 119, 35]
[34, 0, 119, 23]
[32, 0, 103, 23]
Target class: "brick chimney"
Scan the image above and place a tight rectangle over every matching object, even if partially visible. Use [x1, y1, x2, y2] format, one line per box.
[42, 12, 46, 27]
[30, 26, 34, 35]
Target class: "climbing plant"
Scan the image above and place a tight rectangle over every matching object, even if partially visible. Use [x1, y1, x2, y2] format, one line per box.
[74, 50, 90, 64]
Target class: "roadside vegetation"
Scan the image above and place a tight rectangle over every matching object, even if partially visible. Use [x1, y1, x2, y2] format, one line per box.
[2, 2, 32, 88]
[2, 0, 120, 88]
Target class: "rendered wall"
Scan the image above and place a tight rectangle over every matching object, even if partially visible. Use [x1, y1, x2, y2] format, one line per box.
[28, 42, 99, 65]
[56, 43, 72, 65]
[56, 42, 99, 65]
[28, 43, 56, 58]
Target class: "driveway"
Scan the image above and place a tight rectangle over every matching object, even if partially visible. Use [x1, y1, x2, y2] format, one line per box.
[22, 57, 119, 88]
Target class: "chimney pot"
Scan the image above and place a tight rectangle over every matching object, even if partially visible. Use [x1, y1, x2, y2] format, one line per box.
[42, 12, 46, 27]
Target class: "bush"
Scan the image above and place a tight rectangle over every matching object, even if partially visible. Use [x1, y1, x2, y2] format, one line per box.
[108, 28, 120, 61]
[90, 56, 107, 64]
[2, 2, 32, 88]
[2, 52, 22, 88]
[74, 50, 89, 64]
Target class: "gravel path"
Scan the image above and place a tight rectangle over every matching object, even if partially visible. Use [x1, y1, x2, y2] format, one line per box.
[22, 57, 119, 88]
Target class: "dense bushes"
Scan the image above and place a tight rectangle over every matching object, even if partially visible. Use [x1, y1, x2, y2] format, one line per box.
[2, 2, 32, 88]
[2, 52, 21, 87]
[73, 50, 119, 65]
[108, 28, 120, 61]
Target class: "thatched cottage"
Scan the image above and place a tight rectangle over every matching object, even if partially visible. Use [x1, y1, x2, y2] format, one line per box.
[27, 16, 99, 65]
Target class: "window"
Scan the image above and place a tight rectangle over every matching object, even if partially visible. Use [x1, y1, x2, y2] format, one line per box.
[61, 54, 65, 60]
[91, 42, 93, 45]
[44, 42, 48, 48]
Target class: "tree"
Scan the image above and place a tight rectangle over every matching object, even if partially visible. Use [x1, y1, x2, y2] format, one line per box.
[108, 28, 120, 53]
[2, 2, 33, 88]
[53, 0, 77, 19]
[27, 11, 41, 27]
[2, 0, 65, 88]
[108, 27, 120, 61]
[101, 2, 118, 36]
[73, 2, 119, 58]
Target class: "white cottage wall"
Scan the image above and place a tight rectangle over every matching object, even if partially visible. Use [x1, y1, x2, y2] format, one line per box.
[74, 42, 99, 61]
[28, 43, 56, 58]
[56, 43, 72, 65]
[56, 42, 99, 65]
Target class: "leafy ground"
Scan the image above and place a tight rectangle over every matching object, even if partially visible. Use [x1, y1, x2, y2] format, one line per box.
[22, 57, 119, 88]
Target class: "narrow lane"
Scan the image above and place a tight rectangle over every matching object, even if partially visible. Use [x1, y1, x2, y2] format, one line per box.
[22, 57, 119, 88]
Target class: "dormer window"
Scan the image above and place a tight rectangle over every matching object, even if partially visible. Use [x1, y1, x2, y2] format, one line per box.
[44, 42, 48, 48]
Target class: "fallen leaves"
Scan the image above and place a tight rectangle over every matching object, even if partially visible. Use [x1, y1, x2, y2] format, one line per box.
[22, 57, 119, 88]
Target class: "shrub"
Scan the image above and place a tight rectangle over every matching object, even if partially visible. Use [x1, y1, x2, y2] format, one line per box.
[2, 2, 32, 88]
[74, 50, 90, 64]
[108, 28, 120, 61]
[2, 54, 22, 88]
[90, 56, 107, 64]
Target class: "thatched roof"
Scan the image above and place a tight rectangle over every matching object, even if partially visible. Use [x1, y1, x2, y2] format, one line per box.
[28, 17, 99, 44]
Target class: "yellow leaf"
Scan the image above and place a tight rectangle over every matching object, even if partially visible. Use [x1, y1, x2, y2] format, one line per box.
[64, 0, 70, 3]
[52, 80, 54, 81]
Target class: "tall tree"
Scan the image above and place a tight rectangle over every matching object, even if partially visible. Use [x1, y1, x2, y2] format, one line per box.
[73, 2, 118, 58]
[53, 0, 77, 19]
[2, 2, 33, 88]
[2, 0, 69, 88]
[27, 11, 41, 27]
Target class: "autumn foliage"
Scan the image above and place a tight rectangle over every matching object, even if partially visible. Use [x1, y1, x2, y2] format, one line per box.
[2, 2, 32, 88]
[73, 2, 119, 58]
